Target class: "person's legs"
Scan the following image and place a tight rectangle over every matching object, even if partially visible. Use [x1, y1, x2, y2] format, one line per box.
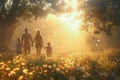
[16, 52, 18, 56]
[38, 48, 42, 56]
[35, 44, 38, 56]
[24, 50, 26, 54]
[36, 47, 38, 56]
[23, 49, 27, 59]
[24, 45, 27, 54]
[28, 50, 30, 54]
[25, 50, 28, 54]
[47, 53, 50, 57]
[28, 45, 31, 54]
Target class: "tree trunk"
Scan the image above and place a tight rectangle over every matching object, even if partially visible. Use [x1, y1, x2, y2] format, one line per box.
[0, 26, 16, 52]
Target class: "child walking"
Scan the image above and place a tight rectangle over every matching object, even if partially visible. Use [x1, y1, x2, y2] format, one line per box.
[16, 38, 22, 55]
[44, 42, 52, 57]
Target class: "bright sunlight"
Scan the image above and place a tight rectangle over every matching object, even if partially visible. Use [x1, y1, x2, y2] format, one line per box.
[1, 0, 120, 80]
[58, 0, 83, 33]
[58, 12, 82, 32]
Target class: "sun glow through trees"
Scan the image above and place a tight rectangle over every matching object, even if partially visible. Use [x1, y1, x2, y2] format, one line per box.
[59, 0, 83, 32]
[12, 0, 86, 53]
[47, 0, 84, 33]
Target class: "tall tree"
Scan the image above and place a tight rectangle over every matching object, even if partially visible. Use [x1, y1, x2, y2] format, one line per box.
[0, 0, 120, 52]
[81, 0, 120, 35]
[0, 0, 62, 52]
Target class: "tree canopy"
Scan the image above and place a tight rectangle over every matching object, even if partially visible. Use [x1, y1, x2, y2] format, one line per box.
[0, 0, 120, 34]
[0, 0, 63, 26]
[0, 0, 120, 52]
[83, 0, 120, 35]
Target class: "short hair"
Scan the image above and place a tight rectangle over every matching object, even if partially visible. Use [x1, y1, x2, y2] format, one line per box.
[18, 38, 20, 41]
[47, 42, 51, 45]
[25, 28, 28, 32]
[37, 30, 40, 34]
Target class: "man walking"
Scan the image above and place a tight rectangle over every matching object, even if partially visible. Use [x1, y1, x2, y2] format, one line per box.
[21, 28, 33, 54]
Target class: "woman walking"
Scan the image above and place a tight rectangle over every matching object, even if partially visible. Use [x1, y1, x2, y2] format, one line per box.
[34, 30, 43, 56]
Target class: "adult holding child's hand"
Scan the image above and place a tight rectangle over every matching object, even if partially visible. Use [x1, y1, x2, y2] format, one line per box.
[34, 30, 43, 56]
[21, 28, 33, 54]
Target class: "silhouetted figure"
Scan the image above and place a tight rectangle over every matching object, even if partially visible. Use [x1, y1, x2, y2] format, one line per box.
[21, 28, 33, 54]
[45, 42, 52, 57]
[34, 30, 43, 56]
[16, 38, 22, 55]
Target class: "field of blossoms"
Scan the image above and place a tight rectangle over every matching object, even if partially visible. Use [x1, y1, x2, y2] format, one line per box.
[0, 49, 120, 80]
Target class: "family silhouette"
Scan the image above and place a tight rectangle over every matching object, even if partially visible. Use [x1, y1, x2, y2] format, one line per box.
[16, 28, 52, 57]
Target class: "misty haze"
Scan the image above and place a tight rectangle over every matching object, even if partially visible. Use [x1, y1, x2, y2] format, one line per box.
[0, 0, 120, 80]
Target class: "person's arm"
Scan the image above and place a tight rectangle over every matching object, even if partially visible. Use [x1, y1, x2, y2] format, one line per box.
[33, 35, 36, 43]
[44, 47, 47, 49]
[51, 47, 53, 53]
[30, 34, 33, 46]
[21, 43, 23, 48]
[21, 35, 24, 46]
[41, 36, 44, 47]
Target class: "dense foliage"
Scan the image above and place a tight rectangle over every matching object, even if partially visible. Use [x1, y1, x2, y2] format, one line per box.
[0, 0, 62, 25]
[0, 0, 120, 33]
[0, 0, 62, 51]
[82, 0, 120, 35]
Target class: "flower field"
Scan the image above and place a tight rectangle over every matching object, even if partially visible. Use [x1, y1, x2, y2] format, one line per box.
[0, 50, 120, 80]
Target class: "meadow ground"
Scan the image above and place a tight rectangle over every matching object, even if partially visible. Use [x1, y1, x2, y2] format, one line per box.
[0, 49, 120, 80]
